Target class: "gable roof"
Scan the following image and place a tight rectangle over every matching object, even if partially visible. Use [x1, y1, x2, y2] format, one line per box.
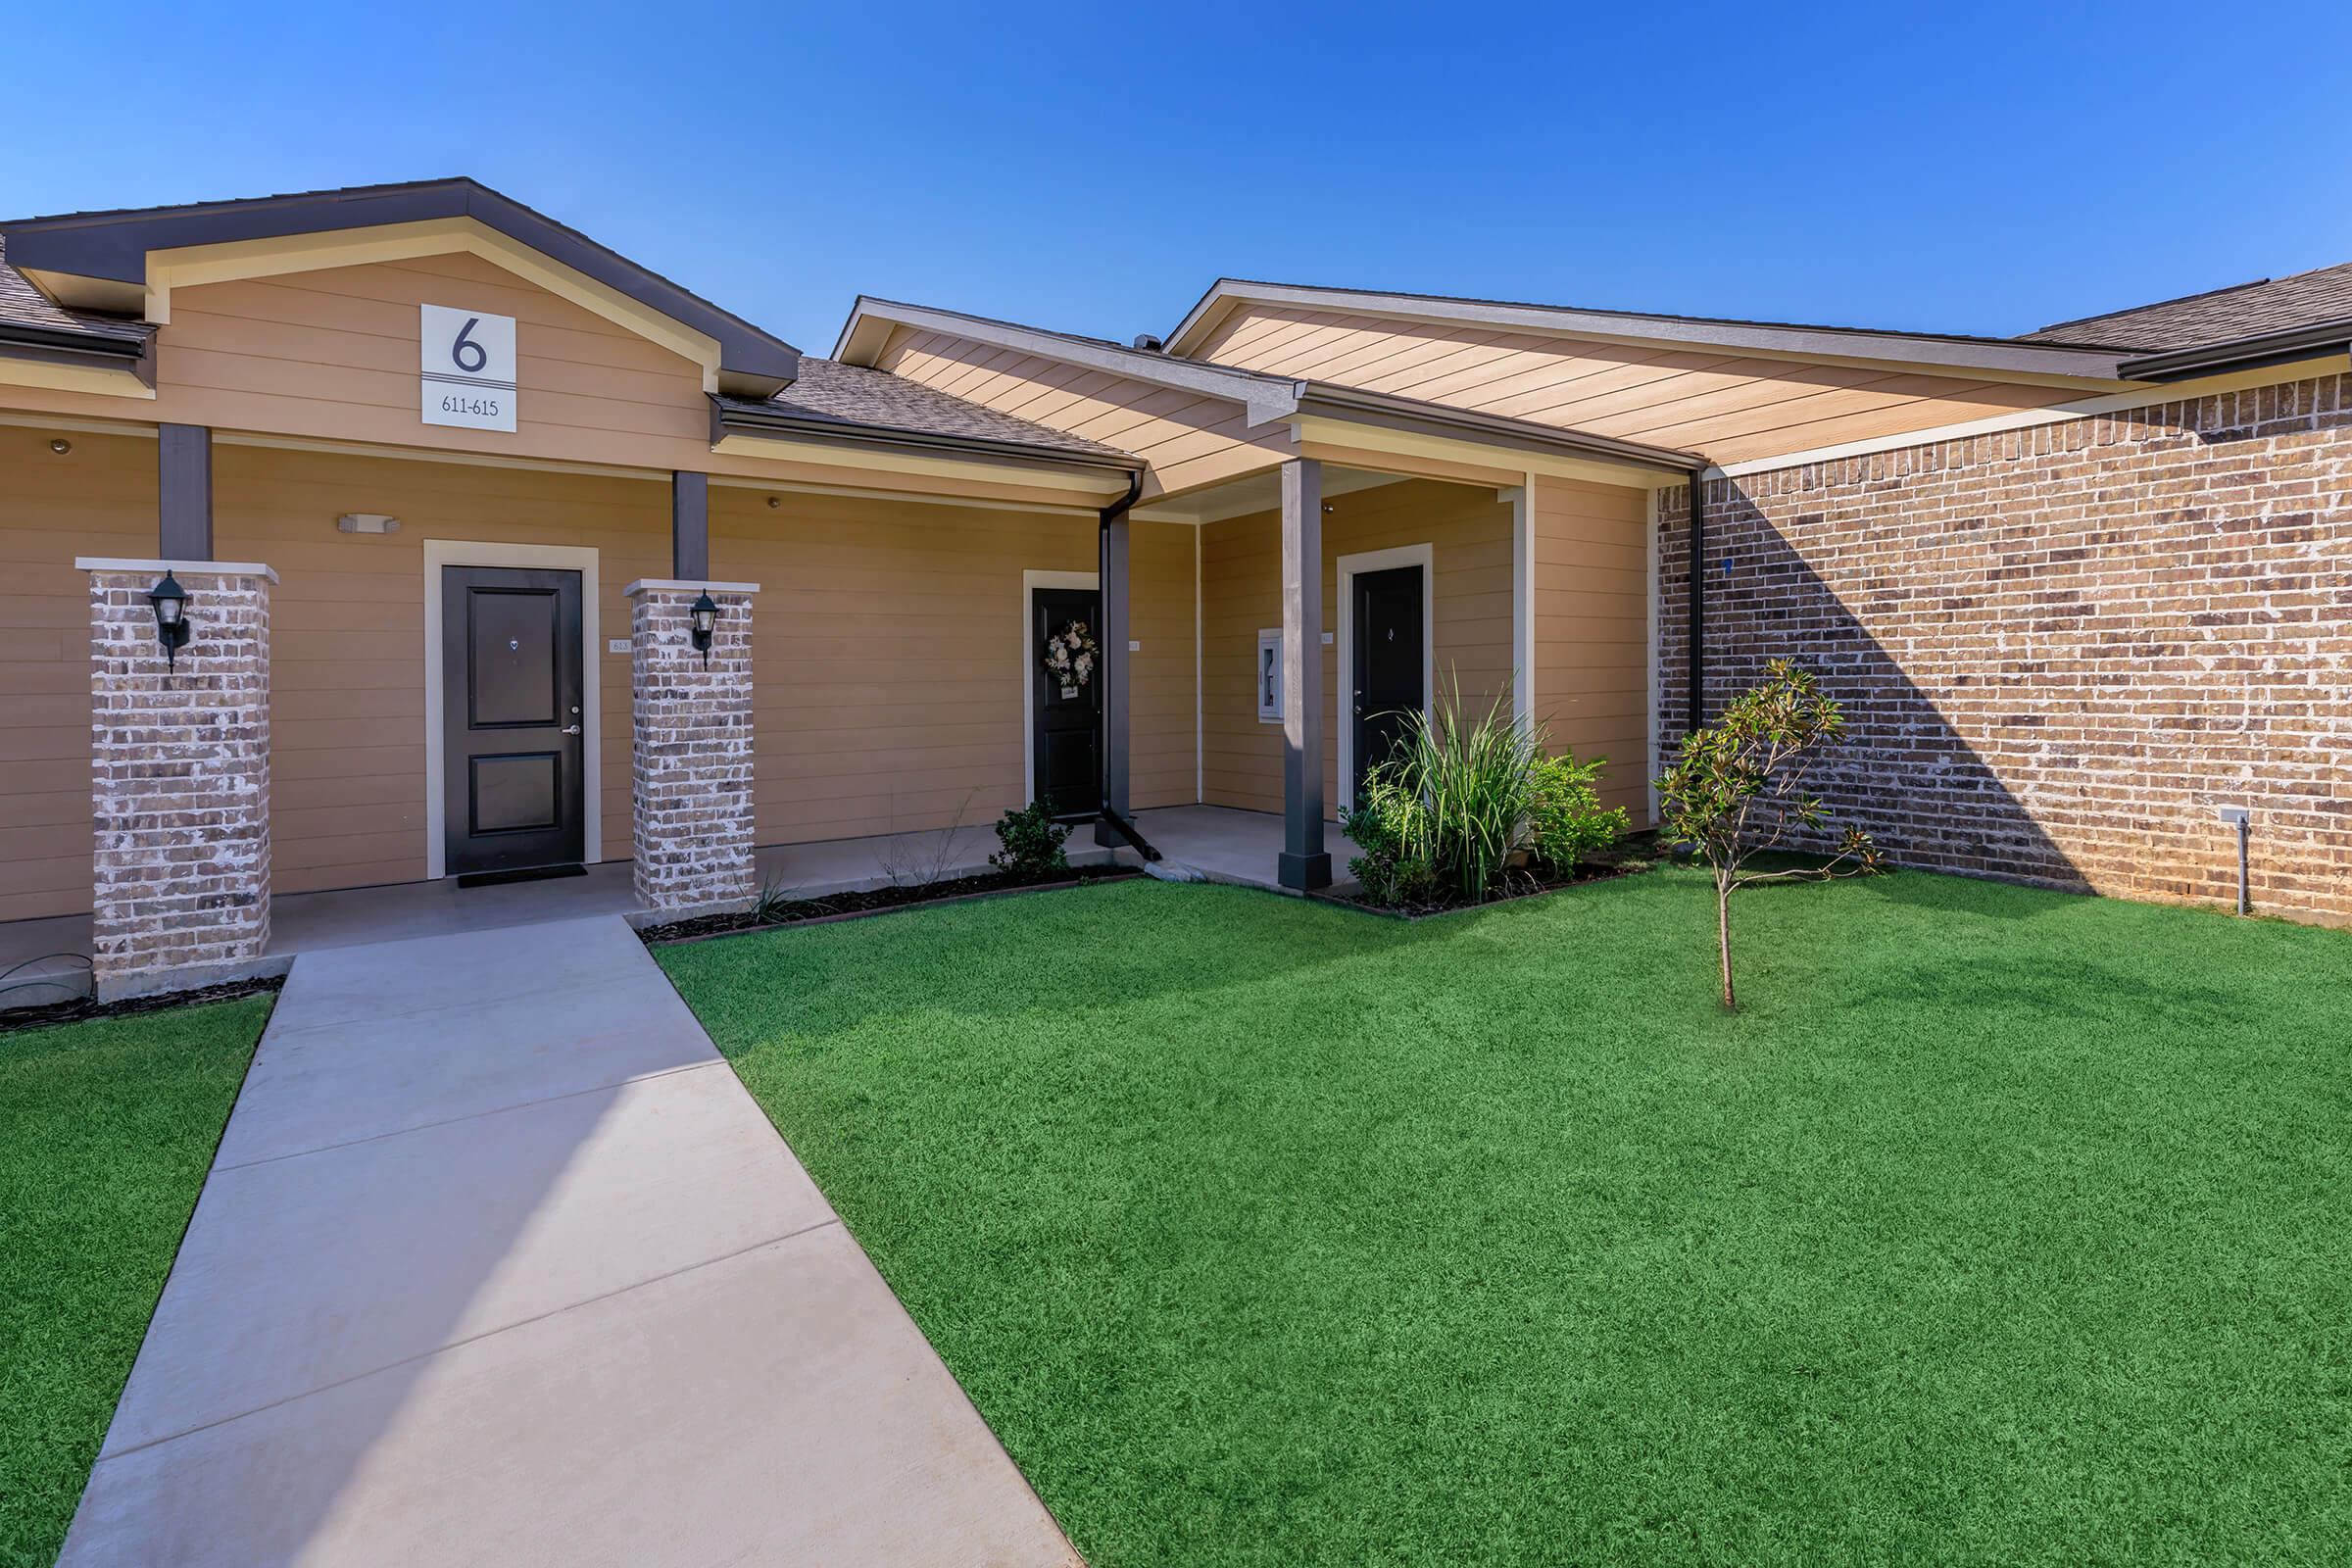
[0, 177, 801, 395]
[1164, 278, 2130, 383]
[834, 296, 1705, 477]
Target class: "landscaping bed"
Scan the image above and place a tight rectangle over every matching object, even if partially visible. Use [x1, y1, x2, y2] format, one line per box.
[1, 994, 273, 1567]
[0, 973, 282, 1039]
[637, 863, 1142, 945]
[1320, 845, 1655, 918]
[662, 869, 2352, 1567]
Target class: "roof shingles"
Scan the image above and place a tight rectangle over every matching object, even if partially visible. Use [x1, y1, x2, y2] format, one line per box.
[2020, 262, 2352, 353]
[745, 358, 1135, 461]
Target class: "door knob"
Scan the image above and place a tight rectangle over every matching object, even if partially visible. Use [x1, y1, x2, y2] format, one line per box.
[561, 724, 582, 735]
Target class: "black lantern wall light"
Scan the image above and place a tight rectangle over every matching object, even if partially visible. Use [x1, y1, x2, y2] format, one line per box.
[689, 590, 719, 669]
[149, 570, 191, 671]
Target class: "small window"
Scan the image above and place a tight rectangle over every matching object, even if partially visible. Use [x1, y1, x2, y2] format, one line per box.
[1256, 628, 1284, 722]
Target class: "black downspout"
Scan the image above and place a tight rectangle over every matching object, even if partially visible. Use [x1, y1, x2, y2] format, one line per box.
[1685, 467, 1707, 735]
[1095, 468, 1161, 862]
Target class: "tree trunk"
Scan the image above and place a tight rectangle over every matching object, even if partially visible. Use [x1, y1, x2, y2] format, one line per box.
[1716, 879, 1737, 1009]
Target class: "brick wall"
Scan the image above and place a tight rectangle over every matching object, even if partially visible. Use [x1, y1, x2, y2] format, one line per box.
[87, 564, 273, 994]
[1657, 372, 2351, 924]
[628, 582, 756, 915]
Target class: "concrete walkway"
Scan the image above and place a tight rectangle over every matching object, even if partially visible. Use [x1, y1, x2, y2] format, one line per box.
[61, 916, 1078, 1567]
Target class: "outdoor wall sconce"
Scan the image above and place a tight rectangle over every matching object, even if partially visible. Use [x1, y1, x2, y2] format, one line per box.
[149, 570, 191, 671]
[689, 590, 719, 668]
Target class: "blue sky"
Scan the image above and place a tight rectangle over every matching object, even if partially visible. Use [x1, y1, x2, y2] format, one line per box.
[8, 2, 2348, 355]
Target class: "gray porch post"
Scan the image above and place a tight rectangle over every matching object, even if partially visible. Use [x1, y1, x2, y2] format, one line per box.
[1278, 458, 1330, 890]
[159, 423, 213, 559]
[1093, 506, 1132, 846]
[671, 471, 710, 578]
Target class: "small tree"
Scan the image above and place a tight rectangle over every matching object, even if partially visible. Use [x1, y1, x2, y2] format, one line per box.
[1657, 660, 1882, 1008]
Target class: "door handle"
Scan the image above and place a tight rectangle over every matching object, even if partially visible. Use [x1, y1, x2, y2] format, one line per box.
[561, 724, 582, 735]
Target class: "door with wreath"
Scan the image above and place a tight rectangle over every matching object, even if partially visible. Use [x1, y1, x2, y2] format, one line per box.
[1030, 585, 1102, 820]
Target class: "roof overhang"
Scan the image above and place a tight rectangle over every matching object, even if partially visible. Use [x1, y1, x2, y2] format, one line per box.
[1167, 279, 2132, 387]
[711, 394, 1144, 473]
[1297, 382, 1699, 478]
[710, 395, 1142, 501]
[0, 178, 801, 397]
[834, 297, 1303, 426]
[2116, 318, 2352, 381]
[834, 297, 1697, 486]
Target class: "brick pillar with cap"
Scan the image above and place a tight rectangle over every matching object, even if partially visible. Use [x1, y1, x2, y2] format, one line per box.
[625, 577, 758, 916]
[80, 558, 274, 999]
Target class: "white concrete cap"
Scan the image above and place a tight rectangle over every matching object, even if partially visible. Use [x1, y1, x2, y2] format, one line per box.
[75, 557, 279, 581]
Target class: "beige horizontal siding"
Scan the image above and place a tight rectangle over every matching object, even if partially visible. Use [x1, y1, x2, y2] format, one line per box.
[717, 491, 1197, 846]
[1197, 304, 2064, 466]
[0, 431, 155, 920]
[1531, 475, 1650, 817]
[214, 443, 670, 895]
[1200, 477, 1514, 817]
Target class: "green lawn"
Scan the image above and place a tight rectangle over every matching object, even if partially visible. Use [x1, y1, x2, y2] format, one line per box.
[663, 868, 2352, 1567]
[0, 997, 270, 1568]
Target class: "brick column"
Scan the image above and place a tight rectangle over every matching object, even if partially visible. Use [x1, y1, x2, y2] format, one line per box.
[79, 559, 274, 999]
[625, 578, 758, 916]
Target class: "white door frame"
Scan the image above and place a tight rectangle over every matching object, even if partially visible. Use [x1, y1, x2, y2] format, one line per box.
[1021, 568, 1098, 805]
[422, 539, 604, 880]
[1336, 542, 1435, 812]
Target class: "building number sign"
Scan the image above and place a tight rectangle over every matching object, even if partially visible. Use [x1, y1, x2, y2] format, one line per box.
[419, 304, 517, 431]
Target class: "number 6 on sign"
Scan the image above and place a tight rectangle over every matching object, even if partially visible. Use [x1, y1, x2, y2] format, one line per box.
[451, 317, 488, 373]
[419, 304, 517, 431]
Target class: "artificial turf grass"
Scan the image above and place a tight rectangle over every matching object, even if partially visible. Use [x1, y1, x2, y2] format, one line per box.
[660, 870, 2352, 1568]
[0, 996, 270, 1568]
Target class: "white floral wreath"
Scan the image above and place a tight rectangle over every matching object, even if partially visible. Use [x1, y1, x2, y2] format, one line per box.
[1043, 619, 1098, 691]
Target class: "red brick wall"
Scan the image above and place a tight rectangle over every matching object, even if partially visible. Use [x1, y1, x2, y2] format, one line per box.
[1657, 372, 2351, 924]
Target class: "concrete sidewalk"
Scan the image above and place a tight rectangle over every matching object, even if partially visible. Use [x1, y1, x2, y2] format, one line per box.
[61, 915, 1078, 1567]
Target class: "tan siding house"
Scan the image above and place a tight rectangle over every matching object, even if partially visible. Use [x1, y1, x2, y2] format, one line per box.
[2, 175, 2344, 998]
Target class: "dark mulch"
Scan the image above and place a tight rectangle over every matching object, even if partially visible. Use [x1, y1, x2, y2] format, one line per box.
[638, 864, 1144, 946]
[1320, 855, 1655, 920]
[0, 974, 284, 1038]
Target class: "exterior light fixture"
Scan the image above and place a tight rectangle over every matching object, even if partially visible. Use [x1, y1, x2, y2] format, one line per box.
[149, 570, 191, 670]
[689, 590, 719, 669]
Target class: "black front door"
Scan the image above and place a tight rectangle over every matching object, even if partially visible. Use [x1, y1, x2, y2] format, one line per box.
[442, 566, 585, 876]
[1351, 564, 1425, 804]
[1031, 586, 1102, 819]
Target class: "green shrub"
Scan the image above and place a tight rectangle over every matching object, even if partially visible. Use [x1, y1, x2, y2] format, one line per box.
[1382, 677, 1544, 903]
[1526, 753, 1627, 868]
[1341, 779, 1440, 908]
[991, 800, 1071, 879]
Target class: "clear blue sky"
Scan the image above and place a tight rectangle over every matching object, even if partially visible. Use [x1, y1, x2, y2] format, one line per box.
[9, 2, 2348, 355]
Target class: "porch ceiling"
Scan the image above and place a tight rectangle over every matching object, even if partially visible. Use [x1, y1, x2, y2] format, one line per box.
[1135, 463, 1410, 524]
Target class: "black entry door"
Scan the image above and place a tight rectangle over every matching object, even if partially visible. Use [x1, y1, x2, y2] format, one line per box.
[1351, 564, 1425, 804]
[1031, 586, 1102, 819]
[442, 566, 585, 876]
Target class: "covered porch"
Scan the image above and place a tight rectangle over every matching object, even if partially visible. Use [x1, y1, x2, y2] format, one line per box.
[1103, 403, 1691, 896]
